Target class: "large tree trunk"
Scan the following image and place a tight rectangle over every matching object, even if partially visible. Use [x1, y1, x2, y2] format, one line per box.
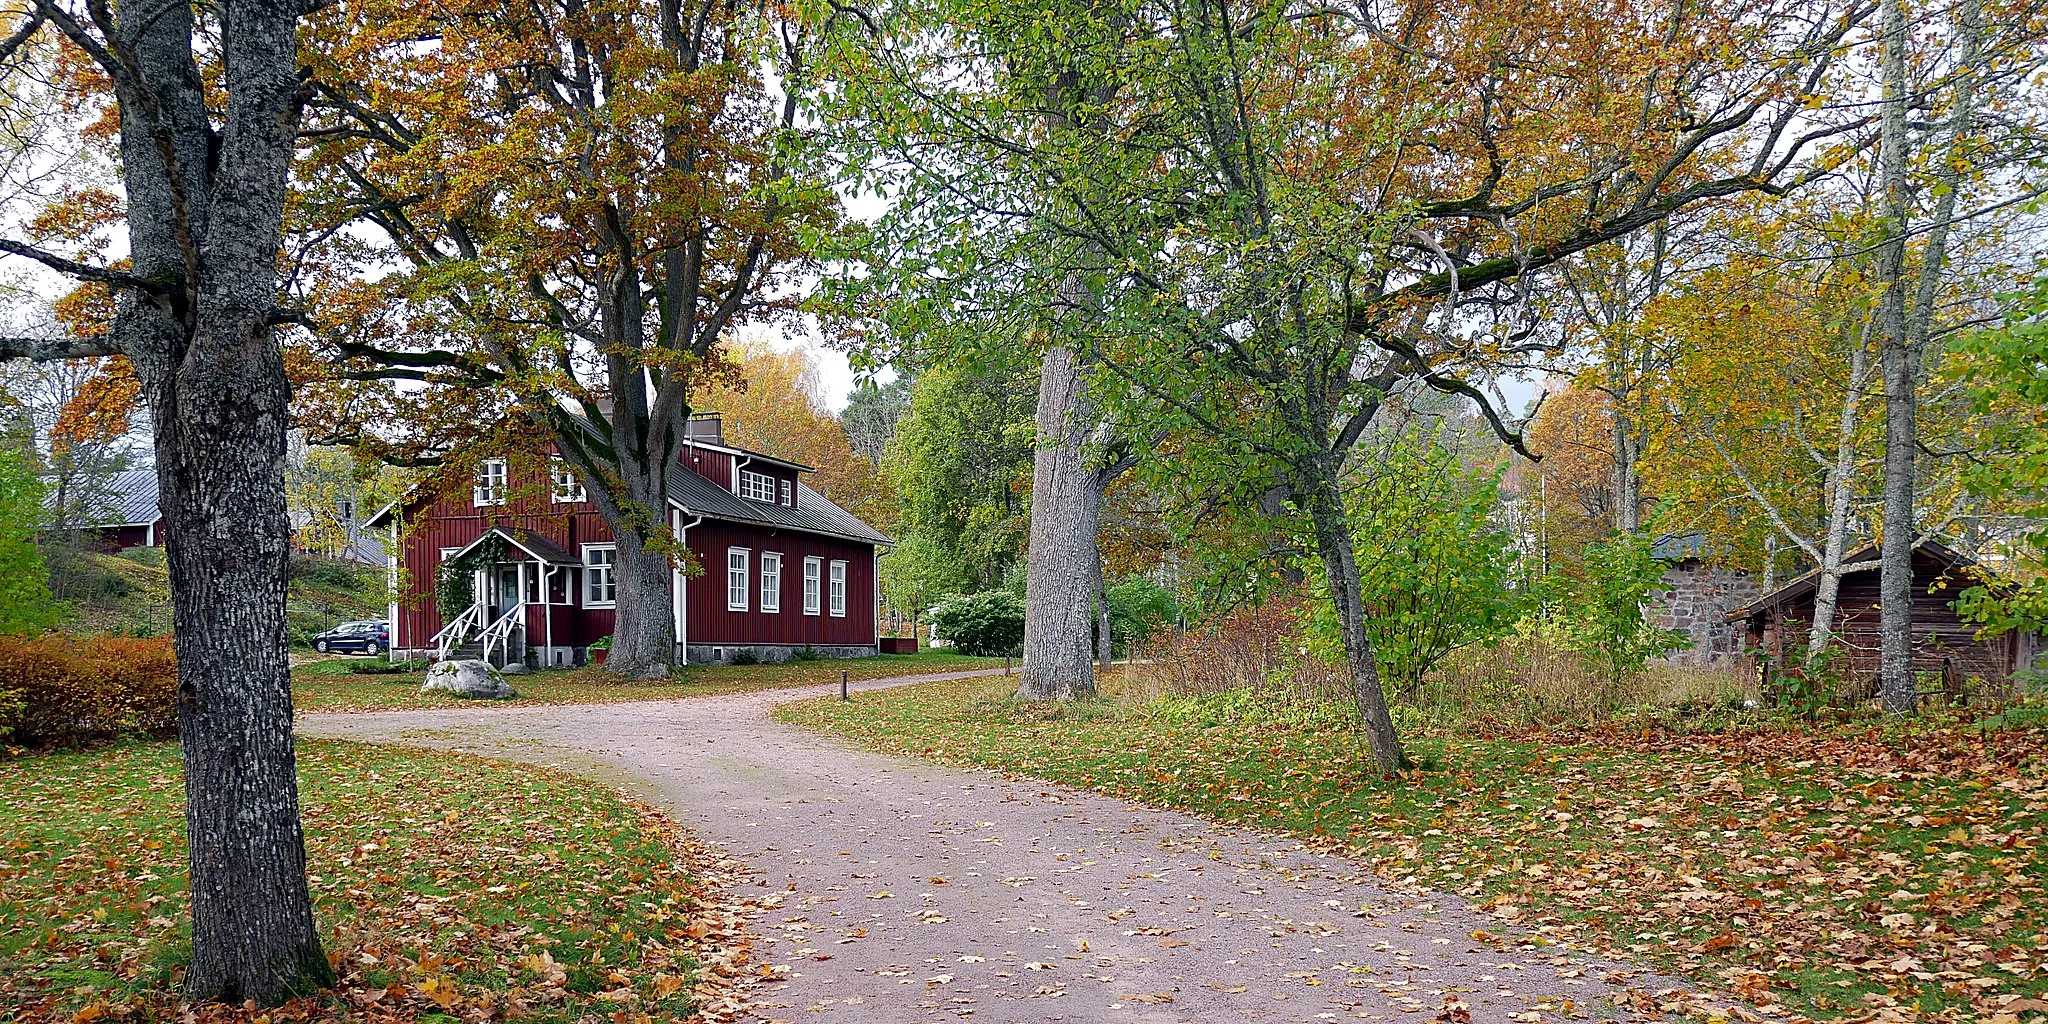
[608, 520, 678, 677]
[96, 0, 330, 1002]
[141, 312, 331, 1003]
[1873, 0, 1918, 714]
[1872, 0, 1982, 713]
[575, 423, 678, 679]
[1019, 343, 1102, 700]
[1301, 466, 1404, 773]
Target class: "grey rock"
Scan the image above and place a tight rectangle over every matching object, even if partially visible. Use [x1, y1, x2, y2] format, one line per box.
[421, 659, 517, 699]
[501, 662, 529, 675]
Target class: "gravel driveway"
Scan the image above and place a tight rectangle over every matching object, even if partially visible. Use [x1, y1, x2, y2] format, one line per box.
[298, 669, 1690, 1023]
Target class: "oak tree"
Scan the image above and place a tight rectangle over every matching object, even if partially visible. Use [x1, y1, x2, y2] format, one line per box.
[0, 0, 334, 1003]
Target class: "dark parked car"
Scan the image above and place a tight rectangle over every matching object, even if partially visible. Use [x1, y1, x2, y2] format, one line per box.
[312, 620, 390, 655]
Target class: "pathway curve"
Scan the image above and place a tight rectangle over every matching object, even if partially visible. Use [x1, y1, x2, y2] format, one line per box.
[299, 668, 1686, 1023]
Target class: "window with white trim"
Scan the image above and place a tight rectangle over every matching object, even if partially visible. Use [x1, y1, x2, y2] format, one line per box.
[473, 457, 508, 506]
[739, 469, 777, 503]
[802, 557, 822, 615]
[726, 547, 750, 611]
[828, 560, 847, 617]
[760, 552, 782, 612]
[581, 544, 616, 606]
[549, 458, 586, 503]
[779, 478, 792, 506]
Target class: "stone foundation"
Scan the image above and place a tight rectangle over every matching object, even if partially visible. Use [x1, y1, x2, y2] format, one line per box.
[684, 643, 879, 665]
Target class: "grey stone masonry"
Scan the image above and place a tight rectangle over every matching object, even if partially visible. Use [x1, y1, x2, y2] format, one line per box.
[1653, 560, 1761, 665]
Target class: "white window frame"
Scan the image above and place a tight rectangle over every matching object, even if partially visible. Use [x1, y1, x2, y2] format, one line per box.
[779, 478, 792, 506]
[759, 552, 782, 613]
[727, 547, 751, 611]
[581, 543, 617, 607]
[473, 457, 508, 506]
[549, 457, 586, 503]
[828, 560, 847, 617]
[739, 469, 777, 503]
[803, 556, 822, 615]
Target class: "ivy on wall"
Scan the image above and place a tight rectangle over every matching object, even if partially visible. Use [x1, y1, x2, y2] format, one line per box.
[436, 533, 511, 618]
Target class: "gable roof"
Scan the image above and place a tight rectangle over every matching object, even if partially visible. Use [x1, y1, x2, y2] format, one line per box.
[47, 468, 160, 528]
[447, 525, 581, 565]
[1725, 538, 1975, 622]
[365, 422, 892, 548]
[665, 469, 891, 546]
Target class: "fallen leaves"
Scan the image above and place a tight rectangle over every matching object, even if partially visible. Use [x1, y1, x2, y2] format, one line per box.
[0, 739, 768, 1024]
[776, 675, 2048, 1022]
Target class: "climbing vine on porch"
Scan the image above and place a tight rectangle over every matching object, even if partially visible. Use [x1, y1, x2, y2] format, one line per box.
[436, 533, 512, 618]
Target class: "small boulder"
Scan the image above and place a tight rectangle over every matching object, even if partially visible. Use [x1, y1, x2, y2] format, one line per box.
[421, 659, 517, 699]
[500, 662, 529, 676]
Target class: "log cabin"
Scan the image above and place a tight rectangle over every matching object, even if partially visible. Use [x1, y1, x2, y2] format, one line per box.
[1728, 538, 2044, 698]
[366, 413, 892, 667]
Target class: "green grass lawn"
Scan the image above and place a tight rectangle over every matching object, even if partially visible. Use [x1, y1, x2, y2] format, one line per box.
[292, 650, 1005, 714]
[775, 675, 2048, 1022]
[0, 739, 761, 1022]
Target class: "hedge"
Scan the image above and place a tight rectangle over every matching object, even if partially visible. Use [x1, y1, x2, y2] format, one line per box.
[0, 635, 178, 750]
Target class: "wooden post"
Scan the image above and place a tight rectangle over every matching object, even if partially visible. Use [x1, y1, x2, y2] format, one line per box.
[841, 668, 849, 701]
[1005, 655, 1012, 677]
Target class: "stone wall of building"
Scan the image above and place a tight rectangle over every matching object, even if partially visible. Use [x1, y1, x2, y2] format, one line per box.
[1653, 560, 1761, 665]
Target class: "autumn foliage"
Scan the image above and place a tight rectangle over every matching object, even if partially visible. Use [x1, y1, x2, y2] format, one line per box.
[0, 636, 177, 750]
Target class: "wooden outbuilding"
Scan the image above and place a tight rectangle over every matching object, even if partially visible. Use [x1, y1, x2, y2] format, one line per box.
[1728, 539, 2044, 699]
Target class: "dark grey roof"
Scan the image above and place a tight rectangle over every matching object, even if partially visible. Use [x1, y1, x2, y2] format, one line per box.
[49, 468, 160, 528]
[1724, 538, 1972, 622]
[1650, 531, 1710, 561]
[451, 525, 581, 564]
[665, 469, 891, 546]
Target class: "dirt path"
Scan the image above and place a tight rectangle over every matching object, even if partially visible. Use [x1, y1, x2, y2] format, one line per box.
[299, 669, 1685, 1023]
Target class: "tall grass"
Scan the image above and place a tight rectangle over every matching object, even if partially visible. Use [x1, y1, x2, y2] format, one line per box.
[1131, 603, 1749, 737]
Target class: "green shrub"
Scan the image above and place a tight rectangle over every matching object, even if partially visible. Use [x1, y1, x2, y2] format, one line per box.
[1106, 576, 1179, 652]
[0, 635, 179, 750]
[43, 547, 135, 602]
[929, 590, 1025, 656]
[729, 648, 760, 665]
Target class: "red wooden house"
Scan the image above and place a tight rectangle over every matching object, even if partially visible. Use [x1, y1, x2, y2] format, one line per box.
[366, 414, 891, 667]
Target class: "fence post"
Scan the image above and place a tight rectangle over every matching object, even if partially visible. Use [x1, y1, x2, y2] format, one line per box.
[1005, 655, 1012, 677]
[841, 668, 849, 701]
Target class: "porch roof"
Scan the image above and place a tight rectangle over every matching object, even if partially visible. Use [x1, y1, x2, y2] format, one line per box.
[447, 526, 580, 565]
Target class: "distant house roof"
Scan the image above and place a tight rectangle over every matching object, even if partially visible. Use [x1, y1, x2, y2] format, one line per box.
[665, 469, 891, 546]
[47, 468, 160, 528]
[1725, 538, 1973, 622]
[1650, 531, 1711, 561]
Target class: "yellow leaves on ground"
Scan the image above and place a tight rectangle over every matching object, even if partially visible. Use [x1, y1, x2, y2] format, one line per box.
[0, 740, 772, 1023]
[778, 676, 2048, 1022]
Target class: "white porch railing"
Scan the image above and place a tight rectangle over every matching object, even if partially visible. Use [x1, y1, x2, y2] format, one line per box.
[476, 602, 523, 667]
[431, 602, 486, 662]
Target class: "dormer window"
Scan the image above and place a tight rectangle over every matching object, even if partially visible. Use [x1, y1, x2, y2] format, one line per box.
[739, 468, 777, 503]
[473, 457, 508, 506]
